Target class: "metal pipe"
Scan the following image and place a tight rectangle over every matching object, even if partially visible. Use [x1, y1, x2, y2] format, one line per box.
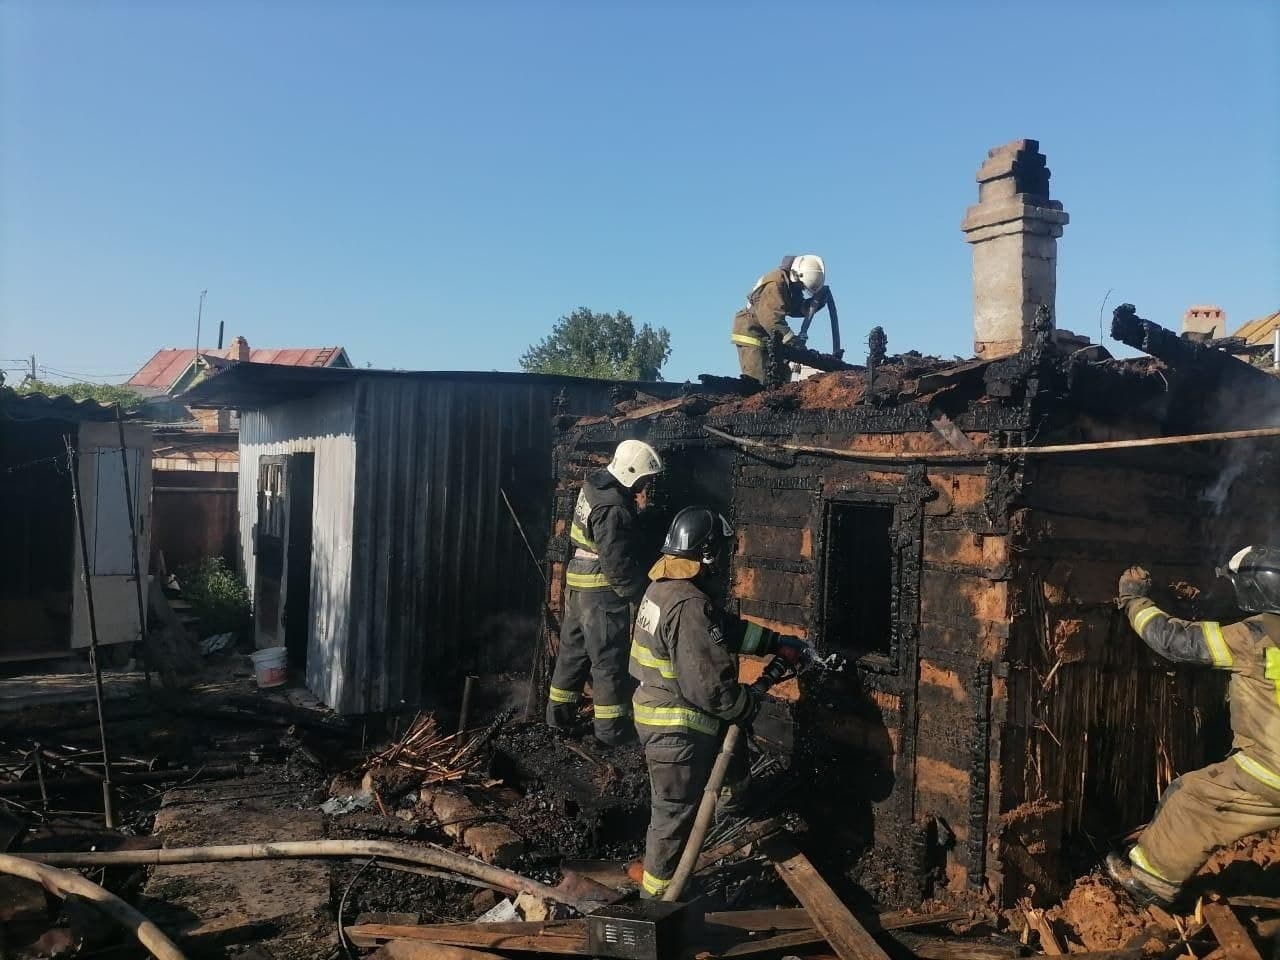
[116, 406, 152, 689]
[1274, 328, 1278, 370]
[32, 745, 48, 811]
[457, 675, 477, 745]
[64, 435, 116, 829]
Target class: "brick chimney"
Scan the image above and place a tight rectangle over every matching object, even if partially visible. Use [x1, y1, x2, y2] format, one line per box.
[1182, 305, 1225, 338]
[228, 335, 250, 362]
[961, 140, 1069, 359]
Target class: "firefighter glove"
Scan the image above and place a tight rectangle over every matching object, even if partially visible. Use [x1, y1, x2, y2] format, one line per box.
[1117, 566, 1152, 608]
[776, 636, 807, 667]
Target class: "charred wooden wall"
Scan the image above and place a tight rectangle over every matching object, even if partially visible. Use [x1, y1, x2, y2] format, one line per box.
[551, 400, 1029, 906]
[994, 437, 1264, 903]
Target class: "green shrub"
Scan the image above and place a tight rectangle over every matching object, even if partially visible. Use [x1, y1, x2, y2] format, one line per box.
[178, 557, 252, 638]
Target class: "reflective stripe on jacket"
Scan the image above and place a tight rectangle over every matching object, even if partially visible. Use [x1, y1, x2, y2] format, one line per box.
[1126, 599, 1280, 789]
[564, 471, 648, 598]
[629, 576, 778, 738]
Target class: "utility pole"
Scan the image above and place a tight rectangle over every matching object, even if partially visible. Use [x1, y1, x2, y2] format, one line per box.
[194, 289, 208, 354]
[28, 354, 36, 384]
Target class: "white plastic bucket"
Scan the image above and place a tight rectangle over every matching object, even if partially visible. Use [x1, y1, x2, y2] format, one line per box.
[250, 646, 288, 688]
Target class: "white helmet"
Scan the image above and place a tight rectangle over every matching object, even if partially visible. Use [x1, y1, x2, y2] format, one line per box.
[790, 254, 826, 296]
[607, 439, 663, 489]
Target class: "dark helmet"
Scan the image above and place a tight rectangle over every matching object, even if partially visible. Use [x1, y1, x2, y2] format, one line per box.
[661, 506, 734, 564]
[1216, 546, 1280, 614]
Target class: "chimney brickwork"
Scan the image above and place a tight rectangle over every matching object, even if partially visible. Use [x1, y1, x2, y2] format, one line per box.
[962, 140, 1069, 359]
[228, 336, 250, 362]
[1182, 305, 1226, 338]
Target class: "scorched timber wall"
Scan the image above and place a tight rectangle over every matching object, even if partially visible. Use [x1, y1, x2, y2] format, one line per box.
[551, 409, 1023, 906]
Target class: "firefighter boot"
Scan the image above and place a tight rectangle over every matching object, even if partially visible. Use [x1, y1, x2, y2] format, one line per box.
[1104, 852, 1180, 906]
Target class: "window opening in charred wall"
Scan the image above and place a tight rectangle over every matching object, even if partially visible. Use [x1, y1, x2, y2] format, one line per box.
[821, 501, 896, 663]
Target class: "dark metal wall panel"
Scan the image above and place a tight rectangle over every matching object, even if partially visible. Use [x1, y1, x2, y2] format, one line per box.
[345, 376, 625, 714]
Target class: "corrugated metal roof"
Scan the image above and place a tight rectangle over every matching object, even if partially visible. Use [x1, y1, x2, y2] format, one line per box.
[0, 387, 123, 422]
[128, 346, 349, 390]
[1233, 310, 1280, 345]
[179, 361, 689, 411]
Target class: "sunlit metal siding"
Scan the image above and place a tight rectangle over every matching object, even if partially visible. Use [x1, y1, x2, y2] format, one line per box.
[237, 384, 357, 708]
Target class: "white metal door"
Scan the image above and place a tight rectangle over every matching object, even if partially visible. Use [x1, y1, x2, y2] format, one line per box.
[71, 422, 153, 649]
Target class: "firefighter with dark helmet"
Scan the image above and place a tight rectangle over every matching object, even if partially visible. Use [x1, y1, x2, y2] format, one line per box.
[546, 439, 664, 746]
[1105, 546, 1280, 904]
[629, 506, 812, 899]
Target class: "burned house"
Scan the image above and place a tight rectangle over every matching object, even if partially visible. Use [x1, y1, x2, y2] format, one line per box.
[180, 364, 684, 715]
[547, 141, 1280, 904]
[0, 389, 153, 663]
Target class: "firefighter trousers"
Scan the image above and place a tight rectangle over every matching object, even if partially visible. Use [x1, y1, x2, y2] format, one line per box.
[546, 587, 635, 745]
[640, 729, 750, 898]
[1130, 756, 1280, 885]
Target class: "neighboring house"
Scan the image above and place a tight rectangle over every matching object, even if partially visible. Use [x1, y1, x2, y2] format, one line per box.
[128, 336, 352, 574]
[128, 337, 352, 399]
[1, 389, 152, 663]
[178, 363, 685, 715]
[1232, 309, 1280, 372]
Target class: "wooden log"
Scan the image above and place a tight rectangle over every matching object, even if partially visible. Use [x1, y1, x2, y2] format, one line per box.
[760, 835, 891, 960]
[1203, 903, 1264, 960]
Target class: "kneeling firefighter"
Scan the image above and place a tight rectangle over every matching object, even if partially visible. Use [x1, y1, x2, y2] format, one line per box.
[1106, 546, 1280, 904]
[630, 506, 813, 899]
[547, 439, 664, 746]
[730, 254, 833, 385]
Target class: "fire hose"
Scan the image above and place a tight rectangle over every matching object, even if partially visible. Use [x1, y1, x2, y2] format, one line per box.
[0, 853, 187, 960]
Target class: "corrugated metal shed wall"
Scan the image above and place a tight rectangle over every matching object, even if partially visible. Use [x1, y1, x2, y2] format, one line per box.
[345, 377, 596, 714]
[238, 384, 357, 707]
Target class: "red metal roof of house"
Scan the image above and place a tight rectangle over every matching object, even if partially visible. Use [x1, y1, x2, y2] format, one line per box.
[129, 346, 349, 390]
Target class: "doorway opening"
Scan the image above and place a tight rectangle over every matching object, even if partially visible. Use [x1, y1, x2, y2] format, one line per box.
[283, 453, 314, 671]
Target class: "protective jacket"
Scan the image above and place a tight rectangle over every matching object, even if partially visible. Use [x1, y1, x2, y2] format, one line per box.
[731, 263, 808, 354]
[566, 470, 649, 600]
[1124, 599, 1280, 791]
[629, 573, 779, 739]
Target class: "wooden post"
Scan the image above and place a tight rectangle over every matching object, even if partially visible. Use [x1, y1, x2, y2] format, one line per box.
[65, 434, 116, 828]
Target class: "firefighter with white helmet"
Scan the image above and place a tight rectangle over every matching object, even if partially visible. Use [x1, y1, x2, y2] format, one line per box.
[547, 439, 665, 746]
[1106, 546, 1280, 904]
[730, 254, 832, 385]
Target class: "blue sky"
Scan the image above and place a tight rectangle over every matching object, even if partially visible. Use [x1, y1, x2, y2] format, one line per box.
[2, 1, 1277, 385]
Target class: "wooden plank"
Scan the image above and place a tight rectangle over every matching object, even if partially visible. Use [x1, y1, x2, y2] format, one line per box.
[372, 944, 504, 960]
[761, 835, 891, 960]
[1203, 903, 1264, 960]
[345, 922, 588, 954]
[707, 910, 967, 958]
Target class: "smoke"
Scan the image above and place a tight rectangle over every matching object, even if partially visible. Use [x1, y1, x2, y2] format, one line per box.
[1198, 380, 1280, 558]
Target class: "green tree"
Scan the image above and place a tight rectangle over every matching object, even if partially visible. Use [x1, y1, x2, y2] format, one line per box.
[520, 308, 672, 381]
[14, 378, 145, 411]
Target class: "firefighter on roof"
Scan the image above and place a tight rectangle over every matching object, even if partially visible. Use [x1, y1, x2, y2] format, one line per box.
[546, 439, 664, 747]
[731, 254, 831, 384]
[629, 506, 811, 898]
[1106, 546, 1280, 904]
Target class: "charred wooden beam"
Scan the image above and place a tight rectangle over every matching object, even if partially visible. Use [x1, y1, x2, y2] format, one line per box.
[1111, 303, 1280, 399]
